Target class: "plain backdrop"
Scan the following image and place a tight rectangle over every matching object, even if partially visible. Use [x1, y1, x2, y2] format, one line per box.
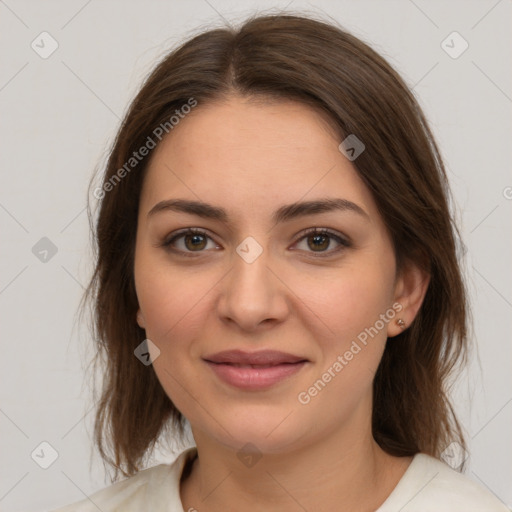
[0, 1, 511, 510]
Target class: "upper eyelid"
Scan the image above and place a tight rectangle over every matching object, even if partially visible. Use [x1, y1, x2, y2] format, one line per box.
[164, 228, 212, 243]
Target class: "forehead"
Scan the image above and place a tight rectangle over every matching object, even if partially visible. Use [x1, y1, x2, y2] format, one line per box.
[140, 95, 377, 222]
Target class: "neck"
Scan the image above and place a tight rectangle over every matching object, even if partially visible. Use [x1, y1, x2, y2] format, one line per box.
[180, 418, 412, 512]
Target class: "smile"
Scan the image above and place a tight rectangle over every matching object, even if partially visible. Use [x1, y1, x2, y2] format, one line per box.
[204, 358, 308, 390]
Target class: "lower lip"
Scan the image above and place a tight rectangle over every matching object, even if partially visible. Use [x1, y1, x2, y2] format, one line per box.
[205, 361, 307, 390]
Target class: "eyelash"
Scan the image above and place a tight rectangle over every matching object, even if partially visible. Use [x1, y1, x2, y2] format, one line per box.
[160, 227, 351, 258]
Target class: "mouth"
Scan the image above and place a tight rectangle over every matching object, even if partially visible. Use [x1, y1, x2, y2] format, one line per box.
[203, 350, 309, 390]
[203, 349, 308, 365]
[208, 362, 300, 368]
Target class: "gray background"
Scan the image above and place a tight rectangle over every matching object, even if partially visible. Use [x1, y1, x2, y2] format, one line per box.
[0, 0, 511, 510]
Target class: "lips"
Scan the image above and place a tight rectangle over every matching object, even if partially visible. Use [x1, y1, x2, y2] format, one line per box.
[203, 349, 307, 366]
[203, 350, 309, 390]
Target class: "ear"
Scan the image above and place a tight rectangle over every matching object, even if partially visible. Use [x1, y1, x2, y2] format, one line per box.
[387, 261, 430, 338]
[136, 308, 146, 329]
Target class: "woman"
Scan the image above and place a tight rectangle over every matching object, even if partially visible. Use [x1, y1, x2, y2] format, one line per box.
[52, 13, 508, 512]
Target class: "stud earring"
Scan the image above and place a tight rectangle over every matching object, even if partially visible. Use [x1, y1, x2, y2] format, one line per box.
[396, 318, 406, 330]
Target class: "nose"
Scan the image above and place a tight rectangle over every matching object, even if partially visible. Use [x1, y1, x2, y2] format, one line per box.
[216, 242, 290, 332]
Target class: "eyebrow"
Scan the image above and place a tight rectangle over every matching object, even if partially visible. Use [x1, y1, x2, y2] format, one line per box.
[147, 197, 369, 224]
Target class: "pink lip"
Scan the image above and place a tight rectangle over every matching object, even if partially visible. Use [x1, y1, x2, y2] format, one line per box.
[203, 350, 308, 390]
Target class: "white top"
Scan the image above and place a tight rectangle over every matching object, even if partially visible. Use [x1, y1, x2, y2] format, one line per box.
[51, 447, 509, 511]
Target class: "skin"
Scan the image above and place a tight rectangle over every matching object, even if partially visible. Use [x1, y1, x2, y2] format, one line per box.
[134, 94, 430, 511]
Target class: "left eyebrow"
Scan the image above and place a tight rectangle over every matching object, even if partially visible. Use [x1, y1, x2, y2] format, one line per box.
[147, 197, 369, 223]
[272, 198, 369, 223]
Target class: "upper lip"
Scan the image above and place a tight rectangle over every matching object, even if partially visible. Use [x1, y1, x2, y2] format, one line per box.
[203, 350, 308, 365]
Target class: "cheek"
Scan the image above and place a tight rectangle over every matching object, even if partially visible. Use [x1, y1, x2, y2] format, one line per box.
[292, 276, 392, 419]
[299, 261, 394, 337]
[135, 264, 209, 348]
[296, 260, 395, 382]
[134, 262, 213, 413]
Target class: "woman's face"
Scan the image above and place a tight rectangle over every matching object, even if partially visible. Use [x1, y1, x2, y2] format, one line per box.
[134, 95, 409, 454]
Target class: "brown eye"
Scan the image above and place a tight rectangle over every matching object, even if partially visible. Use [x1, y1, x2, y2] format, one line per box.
[183, 232, 207, 251]
[162, 228, 219, 256]
[294, 228, 351, 257]
[307, 233, 330, 251]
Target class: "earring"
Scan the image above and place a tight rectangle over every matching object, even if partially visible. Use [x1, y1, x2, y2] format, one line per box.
[396, 318, 406, 330]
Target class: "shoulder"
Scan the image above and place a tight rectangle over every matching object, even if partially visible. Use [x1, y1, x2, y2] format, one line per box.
[378, 453, 509, 512]
[50, 447, 197, 512]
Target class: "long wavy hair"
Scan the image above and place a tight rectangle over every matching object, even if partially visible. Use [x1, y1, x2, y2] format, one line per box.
[82, 12, 470, 481]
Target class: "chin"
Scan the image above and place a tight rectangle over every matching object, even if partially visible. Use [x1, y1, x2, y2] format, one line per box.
[202, 406, 312, 455]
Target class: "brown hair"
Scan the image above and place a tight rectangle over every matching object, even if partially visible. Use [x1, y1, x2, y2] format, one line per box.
[83, 12, 469, 480]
